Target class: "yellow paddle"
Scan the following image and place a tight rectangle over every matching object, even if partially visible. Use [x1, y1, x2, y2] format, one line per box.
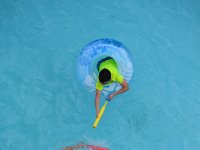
[93, 99, 110, 128]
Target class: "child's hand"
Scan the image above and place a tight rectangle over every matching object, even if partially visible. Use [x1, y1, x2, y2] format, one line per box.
[108, 94, 115, 101]
[96, 110, 99, 118]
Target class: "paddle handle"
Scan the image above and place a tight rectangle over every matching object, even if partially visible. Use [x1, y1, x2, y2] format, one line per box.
[93, 100, 108, 128]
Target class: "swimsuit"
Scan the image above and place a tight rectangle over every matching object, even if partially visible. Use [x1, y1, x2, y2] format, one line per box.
[96, 57, 123, 90]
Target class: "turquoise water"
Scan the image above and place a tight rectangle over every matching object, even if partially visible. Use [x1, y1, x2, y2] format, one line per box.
[0, 0, 200, 150]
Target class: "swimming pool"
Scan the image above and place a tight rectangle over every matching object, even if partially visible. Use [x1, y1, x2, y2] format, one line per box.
[0, 0, 200, 150]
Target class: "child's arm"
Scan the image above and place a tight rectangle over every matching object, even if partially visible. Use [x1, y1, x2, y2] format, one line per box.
[95, 89, 102, 118]
[108, 79, 129, 100]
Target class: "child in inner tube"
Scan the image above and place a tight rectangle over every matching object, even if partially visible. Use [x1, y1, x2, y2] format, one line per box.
[95, 57, 129, 118]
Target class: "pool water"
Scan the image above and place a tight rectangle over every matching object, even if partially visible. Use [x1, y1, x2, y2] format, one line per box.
[0, 0, 200, 150]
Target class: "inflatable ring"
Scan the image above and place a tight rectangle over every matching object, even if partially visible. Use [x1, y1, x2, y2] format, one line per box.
[77, 39, 134, 95]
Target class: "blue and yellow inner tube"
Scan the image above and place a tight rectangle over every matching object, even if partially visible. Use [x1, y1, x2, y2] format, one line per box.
[77, 38, 134, 95]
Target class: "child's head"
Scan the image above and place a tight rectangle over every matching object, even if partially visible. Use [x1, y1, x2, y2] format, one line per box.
[99, 68, 111, 84]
